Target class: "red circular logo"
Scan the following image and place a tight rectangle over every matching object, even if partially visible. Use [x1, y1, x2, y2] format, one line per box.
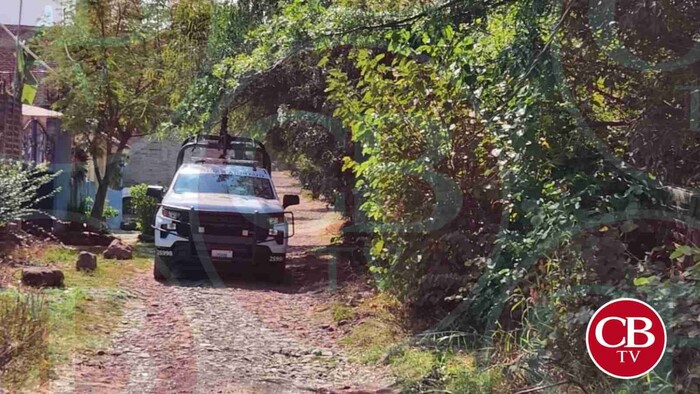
[586, 298, 666, 379]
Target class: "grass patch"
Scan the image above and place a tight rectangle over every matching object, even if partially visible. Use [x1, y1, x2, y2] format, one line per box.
[338, 292, 504, 392]
[340, 293, 406, 364]
[442, 353, 504, 393]
[341, 318, 404, 364]
[389, 348, 436, 384]
[385, 348, 505, 392]
[331, 303, 356, 322]
[38, 245, 152, 288]
[41, 286, 133, 369]
[40, 246, 79, 264]
[1, 242, 152, 391]
[0, 292, 50, 390]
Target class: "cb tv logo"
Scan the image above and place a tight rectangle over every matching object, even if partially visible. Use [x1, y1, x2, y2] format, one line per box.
[586, 298, 667, 379]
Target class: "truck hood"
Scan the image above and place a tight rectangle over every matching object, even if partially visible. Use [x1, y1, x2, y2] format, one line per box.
[162, 192, 283, 214]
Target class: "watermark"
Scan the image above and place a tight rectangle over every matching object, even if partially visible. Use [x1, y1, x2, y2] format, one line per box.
[586, 298, 667, 380]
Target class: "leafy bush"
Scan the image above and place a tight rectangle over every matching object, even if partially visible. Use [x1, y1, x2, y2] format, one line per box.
[130, 184, 158, 237]
[0, 160, 58, 227]
[79, 197, 119, 220]
[327, 42, 501, 308]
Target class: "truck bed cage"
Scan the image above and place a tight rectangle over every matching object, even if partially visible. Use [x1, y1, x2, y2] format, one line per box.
[176, 134, 271, 173]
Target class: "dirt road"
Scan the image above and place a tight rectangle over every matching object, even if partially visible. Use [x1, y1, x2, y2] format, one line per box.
[52, 173, 393, 394]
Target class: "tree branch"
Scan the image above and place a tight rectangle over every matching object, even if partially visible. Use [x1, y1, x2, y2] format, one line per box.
[324, 0, 466, 37]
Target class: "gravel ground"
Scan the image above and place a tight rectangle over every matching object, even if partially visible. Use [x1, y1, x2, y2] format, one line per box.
[50, 173, 394, 394]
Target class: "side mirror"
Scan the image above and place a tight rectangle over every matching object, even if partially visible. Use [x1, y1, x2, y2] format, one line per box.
[146, 185, 165, 201]
[283, 194, 300, 209]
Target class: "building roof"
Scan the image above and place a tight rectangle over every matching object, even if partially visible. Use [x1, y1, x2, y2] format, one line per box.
[22, 103, 62, 118]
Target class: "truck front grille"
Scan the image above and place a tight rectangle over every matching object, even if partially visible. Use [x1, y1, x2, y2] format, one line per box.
[188, 211, 270, 241]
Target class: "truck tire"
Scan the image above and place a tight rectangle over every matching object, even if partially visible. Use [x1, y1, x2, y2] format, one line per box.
[269, 262, 286, 284]
[153, 255, 166, 282]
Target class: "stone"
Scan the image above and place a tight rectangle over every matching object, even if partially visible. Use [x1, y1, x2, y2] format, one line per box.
[21, 267, 64, 288]
[103, 239, 133, 260]
[67, 221, 86, 232]
[51, 220, 70, 235]
[76, 251, 97, 272]
[59, 231, 115, 247]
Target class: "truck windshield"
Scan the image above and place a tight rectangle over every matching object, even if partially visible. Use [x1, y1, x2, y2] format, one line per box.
[173, 173, 275, 199]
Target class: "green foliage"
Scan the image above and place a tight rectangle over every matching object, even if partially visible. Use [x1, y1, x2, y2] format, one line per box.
[39, 0, 172, 220]
[670, 244, 700, 262]
[166, 0, 281, 136]
[79, 197, 119, 221]
[331, 303, 356, 322]
[169, 0, 434, 136]
[389, 348, 437, 385]
[327, 28, 501, 305]
[443, 354, 503, 394]
[386, 348, 505, 393]
[129, 184, 158, 237]
[0, 161, 59, 227]
[341, 317, 404, 364]
[158, 0, 700, 391]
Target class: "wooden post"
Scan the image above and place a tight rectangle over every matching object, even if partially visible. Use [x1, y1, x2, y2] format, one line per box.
[13, 0, 23, 103]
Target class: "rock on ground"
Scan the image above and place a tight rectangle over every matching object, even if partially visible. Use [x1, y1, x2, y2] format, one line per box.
[76, 251, 98, 272]
[59, 231, 115, 247]
[104, 239, 133, 260]
[21, 266, 64, 288]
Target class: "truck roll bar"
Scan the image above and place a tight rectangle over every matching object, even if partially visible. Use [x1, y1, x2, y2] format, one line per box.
[176, 134, 272, 173]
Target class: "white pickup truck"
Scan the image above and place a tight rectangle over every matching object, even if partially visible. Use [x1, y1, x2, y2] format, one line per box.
[147, 135, 299, 282]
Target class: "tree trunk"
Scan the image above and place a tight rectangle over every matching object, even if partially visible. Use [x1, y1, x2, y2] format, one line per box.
[90, 175, 110, 222]
[90, 146, 124, 222]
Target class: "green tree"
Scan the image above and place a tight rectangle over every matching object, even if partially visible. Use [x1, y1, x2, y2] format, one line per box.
[40, 0, 171, 220]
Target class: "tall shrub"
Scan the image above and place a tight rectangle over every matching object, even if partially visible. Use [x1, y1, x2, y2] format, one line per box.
[129, 184, 158, 238]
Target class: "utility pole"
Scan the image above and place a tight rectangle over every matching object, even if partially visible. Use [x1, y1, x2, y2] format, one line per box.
[12, 0, 24, 102]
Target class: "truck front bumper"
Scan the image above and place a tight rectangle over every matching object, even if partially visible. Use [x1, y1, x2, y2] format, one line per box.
[153, 208, 289, 276]
[155, 240, 285, 275]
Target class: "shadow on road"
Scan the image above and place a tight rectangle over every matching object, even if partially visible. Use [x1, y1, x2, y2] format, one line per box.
[159, 245, 365, 295]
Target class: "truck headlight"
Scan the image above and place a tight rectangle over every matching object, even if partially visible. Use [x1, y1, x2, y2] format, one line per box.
[161, 207, 183, 221]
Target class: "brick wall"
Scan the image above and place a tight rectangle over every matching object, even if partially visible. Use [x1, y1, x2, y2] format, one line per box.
[122, 137, 181, 187]
[0, 85, 22, 159]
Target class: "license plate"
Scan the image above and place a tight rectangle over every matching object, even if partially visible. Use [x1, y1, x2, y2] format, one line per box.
[211, 250, 233, 259]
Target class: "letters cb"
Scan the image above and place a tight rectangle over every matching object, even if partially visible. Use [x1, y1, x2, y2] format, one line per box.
[585, 298, 666, 379]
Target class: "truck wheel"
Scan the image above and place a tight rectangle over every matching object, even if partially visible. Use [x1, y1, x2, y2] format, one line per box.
[154, 263, 166, 281]
[269, 262, 286, 284]
[153, 255, 167, 282]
